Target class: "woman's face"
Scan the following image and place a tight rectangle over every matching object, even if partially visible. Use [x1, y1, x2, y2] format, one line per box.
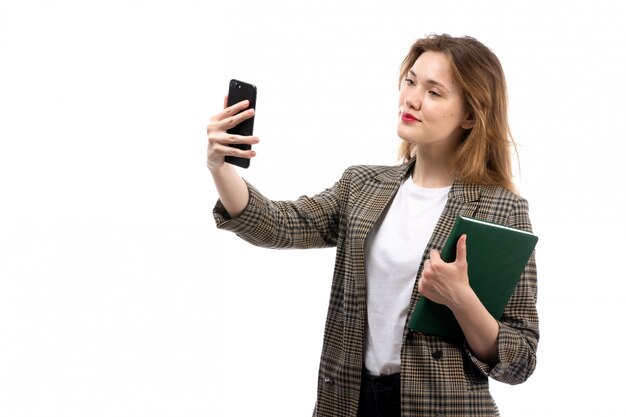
[397, 51, 474, 156]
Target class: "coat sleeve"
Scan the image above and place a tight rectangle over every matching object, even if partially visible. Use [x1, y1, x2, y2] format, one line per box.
[465, 196, 539, 385]
[212, 176, 345, 249]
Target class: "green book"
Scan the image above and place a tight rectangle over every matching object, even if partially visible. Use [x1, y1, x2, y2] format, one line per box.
[408, 215, 538, 341]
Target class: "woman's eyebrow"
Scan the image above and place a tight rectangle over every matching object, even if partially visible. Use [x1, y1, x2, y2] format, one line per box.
[408, 70, 450, 93]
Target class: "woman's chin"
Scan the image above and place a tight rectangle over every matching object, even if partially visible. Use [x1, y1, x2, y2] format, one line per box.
[397, 129, 418, 145]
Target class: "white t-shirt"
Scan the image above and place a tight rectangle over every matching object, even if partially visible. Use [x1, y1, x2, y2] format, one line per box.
[364, 175, 450, 375]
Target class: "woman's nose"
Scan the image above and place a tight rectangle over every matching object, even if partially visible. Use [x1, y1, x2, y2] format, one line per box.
[404, 92, 421, 110]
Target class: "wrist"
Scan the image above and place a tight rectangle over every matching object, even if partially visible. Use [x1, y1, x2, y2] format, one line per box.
[448, 285, 478, 313]
[208, 162, 230, 177]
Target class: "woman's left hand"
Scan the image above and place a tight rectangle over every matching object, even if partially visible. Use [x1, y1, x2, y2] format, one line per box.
[418, 235, 472, 309]
[420, 235, 499, 363]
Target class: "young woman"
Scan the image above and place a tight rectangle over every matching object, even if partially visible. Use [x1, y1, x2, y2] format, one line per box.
[207, 34, 538, 417]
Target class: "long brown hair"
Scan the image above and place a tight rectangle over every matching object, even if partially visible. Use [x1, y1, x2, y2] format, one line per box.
[398, 34, 518, 193]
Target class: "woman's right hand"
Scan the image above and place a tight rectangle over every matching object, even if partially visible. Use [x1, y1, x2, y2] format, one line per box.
[206, 96, 260, 171]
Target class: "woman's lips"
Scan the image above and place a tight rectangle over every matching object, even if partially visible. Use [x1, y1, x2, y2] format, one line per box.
[401, 112, 420, 123]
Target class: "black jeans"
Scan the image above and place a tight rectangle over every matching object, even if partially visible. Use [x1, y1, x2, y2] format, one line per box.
[357, 368, 401, 417]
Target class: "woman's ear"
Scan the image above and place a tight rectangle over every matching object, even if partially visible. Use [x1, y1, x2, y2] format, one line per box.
[461, 111, 476, 129]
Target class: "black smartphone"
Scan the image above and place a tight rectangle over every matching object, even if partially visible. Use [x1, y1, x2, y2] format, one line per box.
[225, 79, 257, 168]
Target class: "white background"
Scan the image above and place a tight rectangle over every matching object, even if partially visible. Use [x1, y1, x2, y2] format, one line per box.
[1, 0, 625, 416]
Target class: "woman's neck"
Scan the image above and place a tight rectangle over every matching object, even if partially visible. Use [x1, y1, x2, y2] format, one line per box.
[411, 152, 454, 188]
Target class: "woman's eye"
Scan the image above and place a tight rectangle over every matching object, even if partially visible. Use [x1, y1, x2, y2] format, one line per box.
[428, 90, 441, 97]
[404, 78, 415, 86]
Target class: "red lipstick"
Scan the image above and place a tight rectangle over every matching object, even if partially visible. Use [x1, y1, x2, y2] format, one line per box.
[401, 112, 420, 123]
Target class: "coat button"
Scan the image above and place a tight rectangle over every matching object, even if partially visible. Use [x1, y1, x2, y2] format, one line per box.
[432, 350, 443, 360]
[323, 377, 333, 384]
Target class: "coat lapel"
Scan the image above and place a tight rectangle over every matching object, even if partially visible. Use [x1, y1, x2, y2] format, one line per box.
[345, 161, 413, 345]
[349, 161, 414, 270]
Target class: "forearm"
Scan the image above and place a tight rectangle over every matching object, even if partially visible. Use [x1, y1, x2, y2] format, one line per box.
[213, 172, 344, 249]
[209, 163, 249, 218]
[451, 287, 499, 365]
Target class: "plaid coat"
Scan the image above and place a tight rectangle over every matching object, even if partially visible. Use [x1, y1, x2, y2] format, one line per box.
[213, 160, 539, 417]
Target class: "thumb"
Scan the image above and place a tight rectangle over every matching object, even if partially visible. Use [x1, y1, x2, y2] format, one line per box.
[456, 234, 467, 264]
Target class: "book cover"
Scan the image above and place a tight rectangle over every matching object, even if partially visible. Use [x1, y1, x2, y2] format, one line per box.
[408, 215, 538, 341]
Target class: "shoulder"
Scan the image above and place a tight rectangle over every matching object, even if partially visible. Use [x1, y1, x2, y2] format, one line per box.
[477, 184, 532, 231]
[451, 180, 527, 206]
[478, 184, 528, 207]
[450, 180, 532, 229]
[340, 162, 412, 187]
